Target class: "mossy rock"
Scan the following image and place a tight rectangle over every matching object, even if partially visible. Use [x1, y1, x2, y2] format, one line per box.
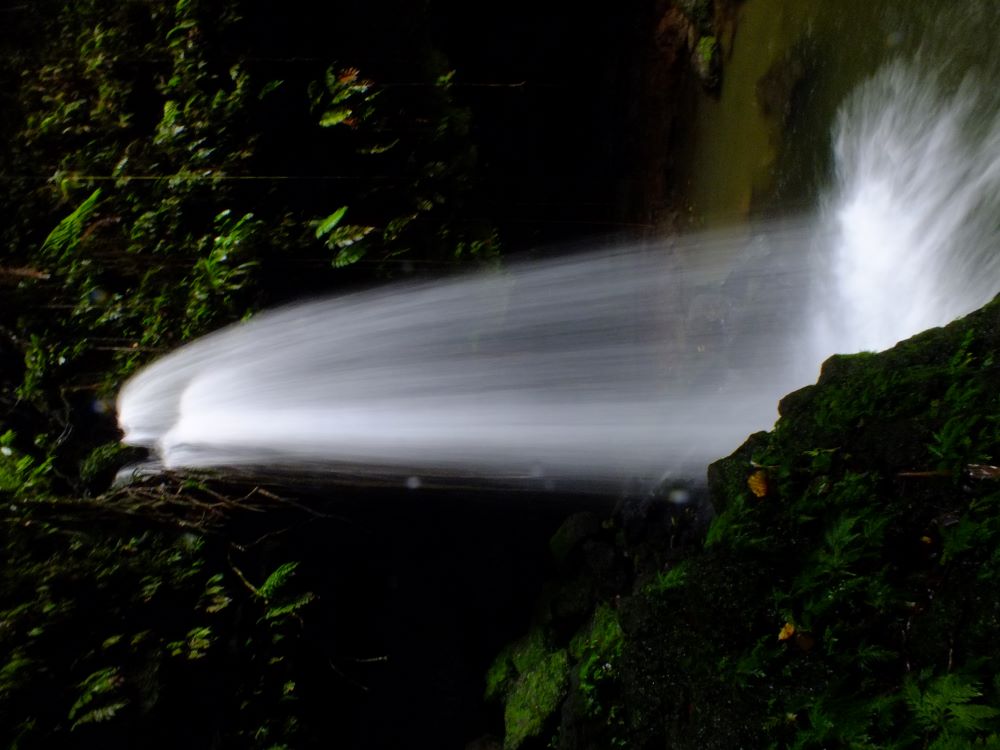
[503, 648, 569, 750]
[486, 627, 571, 749]
[488, 295, 1000, 749]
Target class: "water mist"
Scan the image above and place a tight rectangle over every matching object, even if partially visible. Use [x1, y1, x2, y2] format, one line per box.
[118, 54, 1000, 486]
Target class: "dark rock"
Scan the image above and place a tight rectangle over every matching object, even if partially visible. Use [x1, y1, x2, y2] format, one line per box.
[549, 512, 602, 568]
[755, 41, 813, 124]
[465, 735, 502, 750]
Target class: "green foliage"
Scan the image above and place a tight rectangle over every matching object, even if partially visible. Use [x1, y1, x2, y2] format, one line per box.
[314, 205, 375, 267]
[570, 604, 626, 743]
[0, 430, 53, 495]
[928, 331, 991, 476]
[258, 561, 299, 600]
[696, 36, 719, 68]
[308, 65, 499, 271]
[78, 441, 134, 489]
[904, 671, 1000, 744]
[39, 188, 103, 263]
[69, 667, 128, 729]
[0, 486, 321, 748]
[487, 298, 1000, 749]
[643, 559, 691, 595]
[0, 1, 499, 747]
[256, 561, 316, 621]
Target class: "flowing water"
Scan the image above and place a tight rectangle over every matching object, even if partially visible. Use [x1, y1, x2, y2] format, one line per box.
[117, 3, 1000, 487]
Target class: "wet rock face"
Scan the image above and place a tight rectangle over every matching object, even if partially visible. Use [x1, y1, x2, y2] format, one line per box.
[755, 40, 814, 125]
[656, 7, 694, 67]
[677, 0, 715, 33]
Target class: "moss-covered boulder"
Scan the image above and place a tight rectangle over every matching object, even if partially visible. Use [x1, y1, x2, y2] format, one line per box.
[487, 294, 1000, 749]
[486, 628, 570, 750]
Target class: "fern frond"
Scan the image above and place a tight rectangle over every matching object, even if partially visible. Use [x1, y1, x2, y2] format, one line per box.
[39, 188, 102, 261]
[905, 672, 1000, 736]
[258, 562, 298, 600]
[265, 592, 315, 620]
[71, 701, 128, 729]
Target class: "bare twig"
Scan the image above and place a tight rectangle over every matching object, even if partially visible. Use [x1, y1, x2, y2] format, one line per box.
[226, 552, 261, 597]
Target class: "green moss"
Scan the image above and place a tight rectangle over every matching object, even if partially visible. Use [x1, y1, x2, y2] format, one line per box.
[485, 645, 516, 702]
[510, 627, 548, 675]
[692, 35, 721, 90]
[696, 35, 718, 68]
[569, 604, 625, 731]
[569, 604, 623, 663]
[642, 559, 692, 597]
[503, 648, 569, 750]
[486, 627, 572, 748]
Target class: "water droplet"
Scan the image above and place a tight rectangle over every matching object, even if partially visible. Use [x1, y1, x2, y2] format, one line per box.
[668, 488, 691, 505]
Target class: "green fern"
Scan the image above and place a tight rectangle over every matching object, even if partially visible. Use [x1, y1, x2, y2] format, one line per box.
[904, 672, 1000, 739]
[256, 562, 317, 625]
[265, 592, 315, 620]
[39, 188, 102, 261]
[258, 562, 299, 600]
[68, 667, 127, 729]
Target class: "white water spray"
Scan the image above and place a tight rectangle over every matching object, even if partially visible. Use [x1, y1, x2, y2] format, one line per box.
[118, 56, 1000, 485]
[812, 61, 1000, 360]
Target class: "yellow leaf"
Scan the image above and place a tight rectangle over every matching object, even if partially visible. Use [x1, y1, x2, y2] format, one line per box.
[778, 622, 796, 641]
[747, 469, 769, 498]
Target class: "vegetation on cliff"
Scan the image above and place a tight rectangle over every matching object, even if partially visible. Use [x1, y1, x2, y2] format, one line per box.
[486, 296, 1000, 749]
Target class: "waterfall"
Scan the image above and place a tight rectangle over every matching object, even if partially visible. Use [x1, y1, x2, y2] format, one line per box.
[117, 52, 1000, 486]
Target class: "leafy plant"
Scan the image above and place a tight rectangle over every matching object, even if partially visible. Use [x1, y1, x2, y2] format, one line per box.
[39, 188, 103, 263]
[903, 671, 1000, 744]
[68, 667, 128, 729]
